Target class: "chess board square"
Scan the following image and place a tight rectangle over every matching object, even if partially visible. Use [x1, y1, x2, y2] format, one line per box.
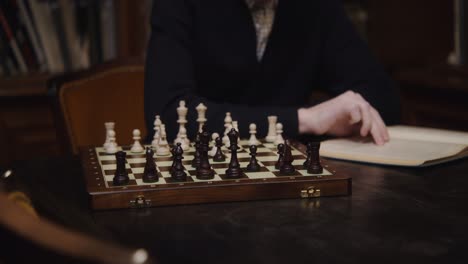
[104, 168, 132, 176]
[154, 156, 172, 162]
[128, 162, 145, 169]
[257, 156, 278, 162]
[106, 179, 138, 187]
[135, 178, 168, 185]
[255, 147, 273, 153]
[126, 153, 145, 158]
[244, 171, 276, 179]
[132, 172, 164, 179]
[126, 157, 146, 163]
[155, 160, 173, 166]
[297, 168, 333, 177]
[191, 174, 223, 182]
[165, 177, 194, 184]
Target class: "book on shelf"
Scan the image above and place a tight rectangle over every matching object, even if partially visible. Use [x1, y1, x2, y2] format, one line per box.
[320, 126, 468, 167]
[0, 4, 29, 74]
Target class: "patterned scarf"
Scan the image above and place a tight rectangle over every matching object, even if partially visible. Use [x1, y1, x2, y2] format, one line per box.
[245, 0, 278, 60]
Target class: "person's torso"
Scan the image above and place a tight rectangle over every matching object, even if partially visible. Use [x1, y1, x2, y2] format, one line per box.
[188, 0, 324, 107]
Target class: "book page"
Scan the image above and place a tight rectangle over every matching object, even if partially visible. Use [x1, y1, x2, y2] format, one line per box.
[389, 126, 468, 145]
[320, 137, 468, 166]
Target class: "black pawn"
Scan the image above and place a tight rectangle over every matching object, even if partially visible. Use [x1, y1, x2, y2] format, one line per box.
[303, 142, 313, 169]
[307, 142, 323, 174]
[171, 143, 187, 181]
[143, 147, 158, 183]
[275, 144, 285, 169]
[225, 128, 242, 178]
[213, 137, 226, 162]
[246, 145, 260, 172]
[113, 151, 129, 186]
[191, 136, 202, 168]
[196, 128, 215, 179]
[280, 141, 296, 175]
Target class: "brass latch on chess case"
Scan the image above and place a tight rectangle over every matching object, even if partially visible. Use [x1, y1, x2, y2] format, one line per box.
[129, 195, 152, 208]
[300, 186, 321, 198]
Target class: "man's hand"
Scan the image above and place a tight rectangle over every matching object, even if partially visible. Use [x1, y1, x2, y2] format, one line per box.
[298, 90, 389, 145]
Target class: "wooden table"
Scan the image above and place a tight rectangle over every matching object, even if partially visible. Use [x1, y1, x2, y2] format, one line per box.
[3, 154, 468, 264]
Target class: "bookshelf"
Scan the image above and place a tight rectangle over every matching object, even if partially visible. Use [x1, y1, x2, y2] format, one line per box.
[0, 0, 151, 167]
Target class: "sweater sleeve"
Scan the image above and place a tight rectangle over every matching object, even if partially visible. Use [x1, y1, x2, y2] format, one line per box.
[316, 0, 401, 125]
[144, 0, 299, 141]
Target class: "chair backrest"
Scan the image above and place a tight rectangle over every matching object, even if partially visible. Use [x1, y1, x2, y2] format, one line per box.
[54, 63, 147, 155]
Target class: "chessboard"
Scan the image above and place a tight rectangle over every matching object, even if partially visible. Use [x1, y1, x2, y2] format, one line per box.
[81, 139, 351, 210]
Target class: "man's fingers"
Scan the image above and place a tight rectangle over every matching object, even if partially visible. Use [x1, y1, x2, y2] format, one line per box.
[349, 105, 361, 125]
[359, 102, 372, 137]
[370, 107, 389, 141]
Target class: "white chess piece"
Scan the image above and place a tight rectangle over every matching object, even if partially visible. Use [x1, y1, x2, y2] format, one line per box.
[152, 115, 162, 150]
[223, 123, 232, 146]
[223, 112, 233, 136]
[274, 123, 285, 145]
[248, 123, 260, 146]
[174, 126, 189, 151]
[103, 122, 115, 148]
[175, 100, 190, 145]
[196, 103, 207, 132]
[179, 133, 190, 151]
[131, 129, 144, 153]
[209, 132, 220, 157]
[105, 130, 118, 154]
[232, 121, 239, 133]
[266, 115, 277, 142]
[156, 124, 170, 156]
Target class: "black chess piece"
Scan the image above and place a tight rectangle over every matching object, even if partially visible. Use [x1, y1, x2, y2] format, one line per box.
[143, 147, 158, 182]
[213, 137, 226, 162]
[171, 143, 187, 181]
[196, 128, 215, 179]
[307, 142, 323, 174]
[246, 145, 260, 172]
[225, 128, 242, 178]
[191, 135, 202, 168]
[280, 141, 296, 175]
[113, 151, 129, 186]
[303, 142, 313, 169]
[275, 143, 285, 169]
[169, 144, 177, 174]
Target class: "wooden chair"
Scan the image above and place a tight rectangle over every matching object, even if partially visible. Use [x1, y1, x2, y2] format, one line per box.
[50, 60, 147, 155]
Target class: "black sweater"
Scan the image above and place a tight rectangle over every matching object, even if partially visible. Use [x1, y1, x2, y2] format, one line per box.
[144, 0, 401, 141]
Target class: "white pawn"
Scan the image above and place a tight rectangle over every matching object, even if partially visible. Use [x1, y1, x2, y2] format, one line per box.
[131, 129, 144, 153]
[174, 126, 190, 151]
[266, 115, 277, 142]
[156, 124, 170, 156]
[248, 123, 260, 146]
[152, 115, 162, 149]
[232, 120, 239, 133]
[274, 123, 285, 146]
[103, 122, 115, 148]
[179, 133, 190, 151]
[209, 132, 220, 157]
[105, 130, 118, 154]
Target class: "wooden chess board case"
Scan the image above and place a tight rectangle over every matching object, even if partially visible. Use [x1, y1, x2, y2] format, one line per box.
[80, 141, 351, 210]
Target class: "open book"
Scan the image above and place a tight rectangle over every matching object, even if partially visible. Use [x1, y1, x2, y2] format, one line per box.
[320, 126, 468, 167]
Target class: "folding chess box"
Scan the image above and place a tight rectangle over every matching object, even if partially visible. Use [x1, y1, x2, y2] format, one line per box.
[80, 140, 351, 210]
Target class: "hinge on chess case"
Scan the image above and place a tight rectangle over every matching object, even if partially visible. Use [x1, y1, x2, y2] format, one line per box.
[129, 195, 152, 208]
[300, 186, 321, 198]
